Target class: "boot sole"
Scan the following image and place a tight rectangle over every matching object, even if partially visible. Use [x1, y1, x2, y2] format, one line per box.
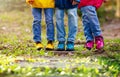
[46, 48, 54, 51]
[66, 49, 74, 51]
[86, 47, 92, 50]
[56, 49, 65, 51]
[37, 48, 43, 50]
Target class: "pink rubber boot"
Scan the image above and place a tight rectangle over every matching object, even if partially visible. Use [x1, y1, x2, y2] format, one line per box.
[95, 36, 104, 50]
[85, 41, 94, 50]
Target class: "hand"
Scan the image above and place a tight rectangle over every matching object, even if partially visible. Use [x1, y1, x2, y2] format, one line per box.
[28, 0, 34, 4]
[72, 0, 79, 5]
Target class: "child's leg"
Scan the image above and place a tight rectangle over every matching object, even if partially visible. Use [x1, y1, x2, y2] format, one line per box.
[56, 8, 66, 42]
[56, 8, 65, 51]
[32, 8, 42, 42]
[86, 6, 104, 50]
[84, 6, 102, 37]
[67, 8, 78, 43]
[81, 6, 104, 50]
[44, 8, 54, 41]
[80, 6, 94, 42]
[65, 8, 78, 51]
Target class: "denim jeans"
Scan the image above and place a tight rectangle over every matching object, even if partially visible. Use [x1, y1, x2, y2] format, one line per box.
[80, 6, 102, 42]
[56, 8, 78, 42]
[32, 8, 54, 42]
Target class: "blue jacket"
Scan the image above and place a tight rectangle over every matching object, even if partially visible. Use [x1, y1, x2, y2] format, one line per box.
[55, 0, 80, 9]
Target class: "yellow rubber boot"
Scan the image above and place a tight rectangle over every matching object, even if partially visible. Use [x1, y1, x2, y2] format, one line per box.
[46, 41, 54, 50]
[35, 42, 44, 50]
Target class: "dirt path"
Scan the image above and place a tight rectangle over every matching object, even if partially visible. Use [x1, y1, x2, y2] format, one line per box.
[0, 11, 120, 68]
[102, 20, 120, 39]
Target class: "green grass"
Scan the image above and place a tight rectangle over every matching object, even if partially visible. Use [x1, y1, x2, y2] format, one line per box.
[0, 10, 120, 77]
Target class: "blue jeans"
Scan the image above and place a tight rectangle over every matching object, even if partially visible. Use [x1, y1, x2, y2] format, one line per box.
[32, 8, 54, 42]
[80, 6, 102, 42]
[56, 8, 78, 42]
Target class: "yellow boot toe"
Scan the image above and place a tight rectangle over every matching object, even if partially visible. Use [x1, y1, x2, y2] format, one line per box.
[35, 42, 44, 50]
[46, 41, 54, 50]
